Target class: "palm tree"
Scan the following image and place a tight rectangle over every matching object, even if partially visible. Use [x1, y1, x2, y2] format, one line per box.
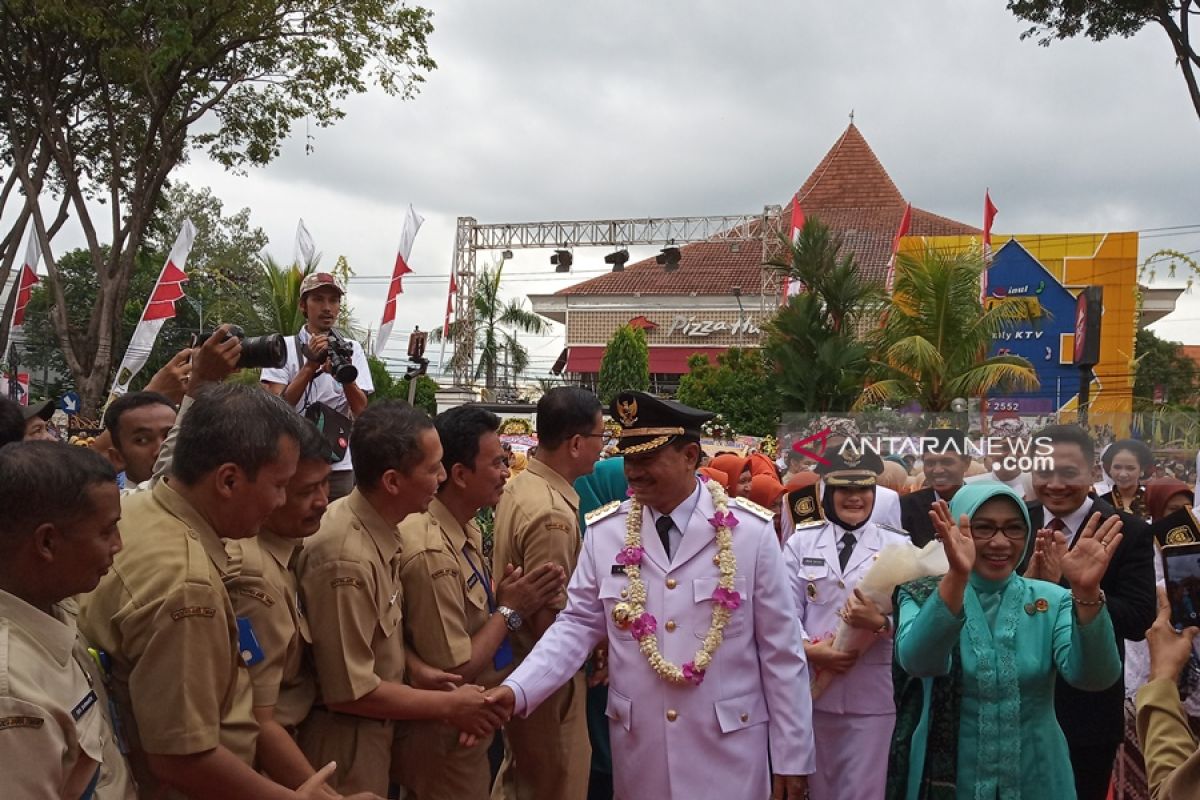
[436, 262, 549, 391]
[858, 243, 1040, 411]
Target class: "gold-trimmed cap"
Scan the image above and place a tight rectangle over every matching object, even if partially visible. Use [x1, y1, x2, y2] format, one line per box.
[816, 446, 883, 487]
[610, 391, 714, 456]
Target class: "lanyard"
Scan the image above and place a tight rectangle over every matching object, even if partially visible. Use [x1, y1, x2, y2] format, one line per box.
[461, 543, 512, 670]
[461, 545, 496, 612]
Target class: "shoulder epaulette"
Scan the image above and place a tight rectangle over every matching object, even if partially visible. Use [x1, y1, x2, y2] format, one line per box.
[731, 496, 774, 521]
[585, 500, 624, 525]
[878, 522, 908, 538]
[794, 519, 828, 532]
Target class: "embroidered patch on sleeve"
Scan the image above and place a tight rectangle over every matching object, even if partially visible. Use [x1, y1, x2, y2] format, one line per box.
[431, 568, 460, 581]
[236, 587, 275, 607]
[0, 716, 45, 731]
[170, 606, 217, 621]
[330, 577, 364, 589]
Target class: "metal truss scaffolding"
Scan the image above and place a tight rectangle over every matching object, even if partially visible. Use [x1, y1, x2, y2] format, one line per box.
[449, 206, 784, 387]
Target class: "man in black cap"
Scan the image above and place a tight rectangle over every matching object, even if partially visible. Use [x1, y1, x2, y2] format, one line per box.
[900, 427, 972, 547]
[21, 398, 57, 441]
[486, 390, 815, 800]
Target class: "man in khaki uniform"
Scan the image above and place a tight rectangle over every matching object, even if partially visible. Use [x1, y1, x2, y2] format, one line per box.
[491, 388, 606, 800]
[79, 382, 338, 800]
[395, 405, 565, 800]
[296, 401, 505, 797]
[226, 421, 334, 791]
[0, 442, 135, 799]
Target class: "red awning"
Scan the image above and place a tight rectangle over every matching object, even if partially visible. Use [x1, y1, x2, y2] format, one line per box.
[564, 346, 732, 375]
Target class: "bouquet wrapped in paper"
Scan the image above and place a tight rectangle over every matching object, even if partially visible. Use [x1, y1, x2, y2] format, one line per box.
[810, 538, 948, 699]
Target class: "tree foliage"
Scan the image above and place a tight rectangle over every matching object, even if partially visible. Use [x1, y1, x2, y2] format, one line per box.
[1133, 328, 1199, 407]
[861, 244, 1041, 412]
[763, 217, 884, 412]
[366, 355, 437, 415]
[1006, 1, 1200, 121]
[597, 324, 649, 405]
[0, 0, 435, 413]
[676, 348, 780, 437]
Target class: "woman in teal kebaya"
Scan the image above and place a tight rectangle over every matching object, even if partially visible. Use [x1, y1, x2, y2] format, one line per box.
[888, 483, 1123, 799]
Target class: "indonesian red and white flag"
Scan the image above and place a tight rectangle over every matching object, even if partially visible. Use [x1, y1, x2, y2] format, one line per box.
[375, 205, 424, 356]
[782, 193, 806, 298]
[9, 229, 41, 334]
[981, 190, 998, 305]
[110, 219, 196, 396]
[443, 271, 457, 337]
[884, 202, 913, 294]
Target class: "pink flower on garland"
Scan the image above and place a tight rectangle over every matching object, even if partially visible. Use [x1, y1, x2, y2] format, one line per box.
[712, 587, 742, 610]
[682, 661, 705, 685]
[697, 472, 710, 483]
[631, 613, 658, 640]
[708, 510, 739, 530]
[626, 487, 636, 497]
[615, 545, 645, 566]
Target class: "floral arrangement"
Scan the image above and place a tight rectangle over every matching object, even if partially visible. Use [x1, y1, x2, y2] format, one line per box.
[758, 434, 778, 459]
[611, 478, 738, 686]
[701, 413, 737, 442]
[498, 417, 533, 436]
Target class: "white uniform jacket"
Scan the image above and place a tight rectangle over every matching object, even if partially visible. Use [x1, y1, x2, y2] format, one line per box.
[783, 520, 909, 715]
[503, 481, 816, 799]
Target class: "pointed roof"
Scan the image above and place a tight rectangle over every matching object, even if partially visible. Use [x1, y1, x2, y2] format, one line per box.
[556, 124, 979, 296]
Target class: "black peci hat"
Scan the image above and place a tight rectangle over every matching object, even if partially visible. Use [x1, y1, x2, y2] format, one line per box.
[610, 391, 714, 456]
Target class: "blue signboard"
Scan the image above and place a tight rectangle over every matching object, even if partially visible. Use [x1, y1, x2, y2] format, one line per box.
[59, 391, 81, 415]
[983, 240, 1077, 415]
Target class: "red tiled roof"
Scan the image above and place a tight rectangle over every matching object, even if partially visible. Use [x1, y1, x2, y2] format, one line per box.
[558, 124, 979, 296]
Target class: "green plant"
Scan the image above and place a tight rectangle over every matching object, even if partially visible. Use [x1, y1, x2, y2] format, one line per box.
[597, 324, 649, 405]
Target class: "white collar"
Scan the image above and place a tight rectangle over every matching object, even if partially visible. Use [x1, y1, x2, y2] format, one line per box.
[649, 480, 704, 534]
[1043, 497, 1094, 539]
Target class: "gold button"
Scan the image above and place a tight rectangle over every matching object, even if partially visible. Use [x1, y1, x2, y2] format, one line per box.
[713, 556, 721, 565]
[187, 531, 198, 539]
[838, 580, 845, 589]
[665, 620, 677, 632]
[620, 589, 628, 598]
[740, 712, 749, 722]
[666, 709, 678, 722]
[666, 578, 677, 589]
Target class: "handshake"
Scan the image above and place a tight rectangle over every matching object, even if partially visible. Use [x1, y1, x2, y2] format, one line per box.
[406, 657, 518, 747]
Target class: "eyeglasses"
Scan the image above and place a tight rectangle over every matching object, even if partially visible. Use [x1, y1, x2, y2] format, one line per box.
[969, 523, 1029, 541]
[580, 432, 615, 446]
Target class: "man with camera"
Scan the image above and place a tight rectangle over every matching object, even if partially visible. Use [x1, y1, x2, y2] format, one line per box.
[262, 272, 372, 501]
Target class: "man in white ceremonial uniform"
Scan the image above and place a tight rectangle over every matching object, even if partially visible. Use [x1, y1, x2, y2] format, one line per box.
[486, 391, 814, 800]
[783, 447, 908, 800]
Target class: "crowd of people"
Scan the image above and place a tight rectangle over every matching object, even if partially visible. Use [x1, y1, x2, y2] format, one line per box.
[1, 273, 1199, 800]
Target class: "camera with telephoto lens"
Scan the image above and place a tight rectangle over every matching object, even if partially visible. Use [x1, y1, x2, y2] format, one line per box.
[195, 325, 288, 370]
[324, 329, 358, 385]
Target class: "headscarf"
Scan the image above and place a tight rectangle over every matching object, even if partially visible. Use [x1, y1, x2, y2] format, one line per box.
[508, 451, 528, 476]
[698, 467, 729, 487]
[710, 453, 749, 496]
[878, 461, 909, 493]
[747, 474, 785, 510]
[575, 457, 628, 533]
[820, 481, 875, 533]
[948, 482, 1035, 566]
[1146, 476, 1195, 522]
[783, 471, 819, 492]
[746, 452, 779, 479]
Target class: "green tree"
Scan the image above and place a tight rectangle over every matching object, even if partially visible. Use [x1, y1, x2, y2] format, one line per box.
[437, 262, 549, 391]
[1005, 1, 1200, 121]
[676, 348, 780, 437]
[597, 324, 649, 405]
[860, 244, 1040, 411]
[366, 355, 437, 414]
[0, 0, 435, 413]
[763, 217, 884, 412]
[1133, 328, 1199, 407]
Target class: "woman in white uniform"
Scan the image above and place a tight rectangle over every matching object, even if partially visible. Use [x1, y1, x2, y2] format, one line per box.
[783, 447, 909, 799]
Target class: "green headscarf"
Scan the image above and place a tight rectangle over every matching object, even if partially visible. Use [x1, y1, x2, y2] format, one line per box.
[575, 456, 628, 533]
[947, 482, 1035, 565]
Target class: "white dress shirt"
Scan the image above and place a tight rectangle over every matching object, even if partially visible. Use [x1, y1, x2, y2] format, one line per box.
[647, 481, 704, 560]
[1042, 497, 1095, 546]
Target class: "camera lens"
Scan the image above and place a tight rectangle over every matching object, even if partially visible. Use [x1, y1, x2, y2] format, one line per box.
[237, 333, 287, 370]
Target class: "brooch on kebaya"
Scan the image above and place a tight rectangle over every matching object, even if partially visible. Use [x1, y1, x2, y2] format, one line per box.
[1024, 598, 1050, 616]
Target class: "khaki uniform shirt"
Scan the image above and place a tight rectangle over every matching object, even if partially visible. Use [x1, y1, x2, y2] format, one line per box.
[491, 458, 581, 661]
[294, 489, 405, 795]
[0, 591, 135, 800]
[225, 530, 315, 729]
[78, 481, 257, 799]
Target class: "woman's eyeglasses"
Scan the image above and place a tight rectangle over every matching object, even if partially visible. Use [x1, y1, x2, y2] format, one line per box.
[968, 522, 1029, 541]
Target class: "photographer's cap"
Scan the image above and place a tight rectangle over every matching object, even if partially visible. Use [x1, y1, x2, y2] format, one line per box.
[299, 272, 345, 299]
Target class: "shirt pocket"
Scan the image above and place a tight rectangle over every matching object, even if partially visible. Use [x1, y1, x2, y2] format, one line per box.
[606, 686, 633, 732]
[693, 576, 749, 639]
[799, 561, 838, 606]
[714, 689, 769, 733]
[599, 575, 634, 640]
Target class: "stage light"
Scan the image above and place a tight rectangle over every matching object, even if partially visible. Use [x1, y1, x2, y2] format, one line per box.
[656, 246, 681, 272]
[500, 250, 514, 260]
[604, 249, 630, 272]
[551, 249, 573, 272]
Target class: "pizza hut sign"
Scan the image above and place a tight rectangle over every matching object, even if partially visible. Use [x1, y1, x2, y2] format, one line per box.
[665, 315, 761, 338]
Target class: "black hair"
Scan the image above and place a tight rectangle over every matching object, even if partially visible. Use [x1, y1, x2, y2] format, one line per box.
[0, 397, 23, 448]
[172, 384, 303, 485]
[297, 418, 335, 464]
[350, 400, 435, 488]
[435, 405, 500, 474]
[1034, 424, 1096, 464]
[1102, 438, 1155, 474]
[536, 387, 603, 449]
[0, 441, 116, 549]
[103, 391, 176, 447]
[671, 437, 703, 470]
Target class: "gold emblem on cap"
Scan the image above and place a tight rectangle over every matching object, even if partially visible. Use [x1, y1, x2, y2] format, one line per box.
[1166, 526, 1194, 545]
[842, 449, 862, 468]
[617, 398, 639, 427]
[933, 416, 953, 429]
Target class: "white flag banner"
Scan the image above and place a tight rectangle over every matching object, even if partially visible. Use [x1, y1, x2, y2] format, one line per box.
[110, 219, 196, 397]
[375, 205, 424, 356]
[295, 218, 316, 266]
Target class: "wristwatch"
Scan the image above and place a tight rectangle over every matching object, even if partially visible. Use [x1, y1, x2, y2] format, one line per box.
[497, 606, 524, 631]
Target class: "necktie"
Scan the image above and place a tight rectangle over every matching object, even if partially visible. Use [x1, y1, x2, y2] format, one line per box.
[656, 516, 674, 560]
[1048, 517, 1067, 534]
[838, 532, 857, 571]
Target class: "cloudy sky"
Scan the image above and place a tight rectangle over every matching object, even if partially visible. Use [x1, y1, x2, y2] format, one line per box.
[166, 1, 1200, 374]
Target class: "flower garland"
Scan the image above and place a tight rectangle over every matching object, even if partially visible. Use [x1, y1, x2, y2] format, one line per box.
[612, 477, 739, 686]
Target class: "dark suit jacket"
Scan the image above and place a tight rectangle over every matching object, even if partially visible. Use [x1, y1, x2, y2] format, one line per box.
[1025, 498, 1156, 748]
[900, 487, 938, 547]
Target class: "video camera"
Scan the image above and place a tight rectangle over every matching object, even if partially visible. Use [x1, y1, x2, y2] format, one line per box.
[324, 329, 358, 385]
[195, 325, 287, 370]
